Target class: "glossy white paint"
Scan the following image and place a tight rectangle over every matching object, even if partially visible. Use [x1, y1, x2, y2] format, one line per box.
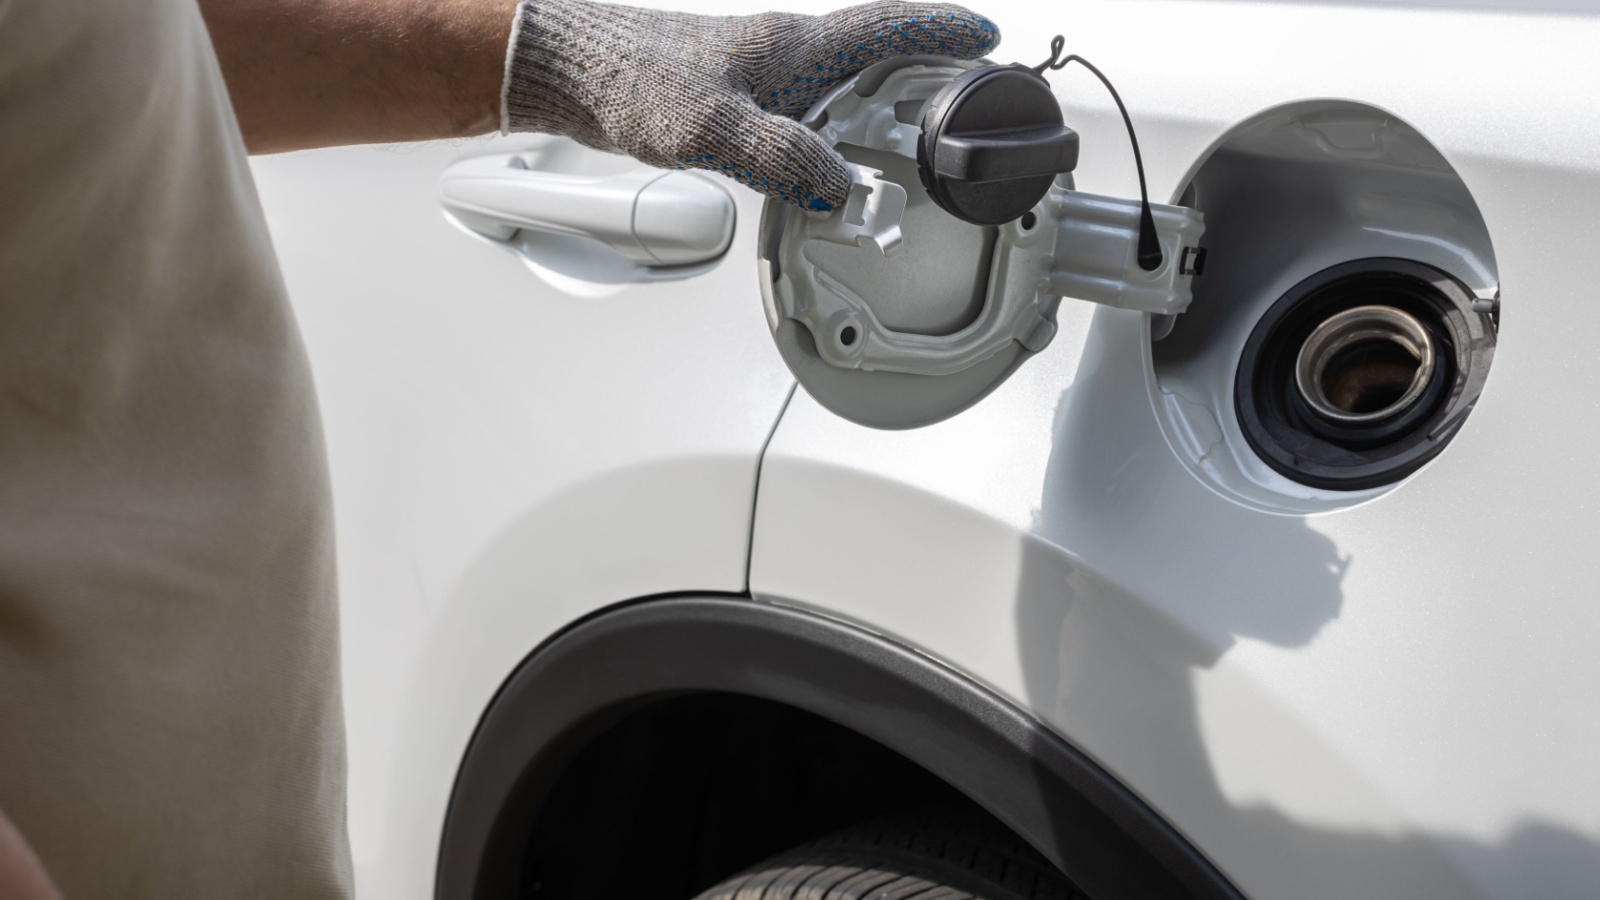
[754, 2, 1600, 898]
[250, 1, 1600, 898]
[250, 139, 794, 899]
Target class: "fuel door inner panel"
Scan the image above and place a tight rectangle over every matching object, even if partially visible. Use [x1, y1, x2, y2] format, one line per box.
[759, 55, 1205, 431]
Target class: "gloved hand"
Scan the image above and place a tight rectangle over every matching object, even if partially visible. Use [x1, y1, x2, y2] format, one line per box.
[502, 0, 1000, 211]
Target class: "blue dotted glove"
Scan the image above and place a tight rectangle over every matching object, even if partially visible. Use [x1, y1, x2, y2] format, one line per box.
[504, 0, 1000, 211]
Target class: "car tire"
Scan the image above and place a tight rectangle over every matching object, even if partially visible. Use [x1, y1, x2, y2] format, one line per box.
[691, 808, 1083, 900]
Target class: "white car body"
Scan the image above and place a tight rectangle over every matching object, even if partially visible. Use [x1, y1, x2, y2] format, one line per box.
[251, 1, 1600, 897]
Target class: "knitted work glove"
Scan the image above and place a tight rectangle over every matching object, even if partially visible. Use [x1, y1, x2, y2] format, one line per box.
[502, 0, 1000, 211]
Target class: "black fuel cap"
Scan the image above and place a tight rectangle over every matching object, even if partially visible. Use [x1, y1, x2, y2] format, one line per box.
[916, 64, 1079, 226]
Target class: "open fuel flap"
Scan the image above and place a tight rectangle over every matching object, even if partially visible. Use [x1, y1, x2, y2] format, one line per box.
[758, 54, 1206, 430]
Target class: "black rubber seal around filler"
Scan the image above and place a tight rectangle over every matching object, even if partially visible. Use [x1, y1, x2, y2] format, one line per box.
[436, 596, 1244, 900]
[1234, 257, 1495, 490]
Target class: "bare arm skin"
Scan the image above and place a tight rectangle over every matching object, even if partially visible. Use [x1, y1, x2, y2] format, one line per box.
[0, 811, 63, 900]
[197, 0, 514, 153]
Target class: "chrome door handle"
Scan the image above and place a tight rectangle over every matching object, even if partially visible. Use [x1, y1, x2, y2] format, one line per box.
[437, 154, 735, 267]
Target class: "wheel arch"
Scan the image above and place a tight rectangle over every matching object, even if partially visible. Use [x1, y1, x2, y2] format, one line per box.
[436, 595, 1243, 900]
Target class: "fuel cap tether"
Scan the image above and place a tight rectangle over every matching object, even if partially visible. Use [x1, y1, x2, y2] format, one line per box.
[917, 64, 1080, 226]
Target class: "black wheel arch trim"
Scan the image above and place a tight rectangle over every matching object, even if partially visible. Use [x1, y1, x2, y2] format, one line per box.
[436, 595, 1245, 900]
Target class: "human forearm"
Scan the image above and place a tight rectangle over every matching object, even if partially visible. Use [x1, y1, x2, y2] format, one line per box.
[201, 0, 1000, 210]
[0, 811, 62, 900]
[198, 0, 513, 153]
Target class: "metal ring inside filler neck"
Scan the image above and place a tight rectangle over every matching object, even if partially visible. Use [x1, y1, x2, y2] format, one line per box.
[1294, 304, 1437, 425]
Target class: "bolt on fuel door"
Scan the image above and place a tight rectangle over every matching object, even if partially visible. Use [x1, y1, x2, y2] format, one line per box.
[759, 57, 1206, 430]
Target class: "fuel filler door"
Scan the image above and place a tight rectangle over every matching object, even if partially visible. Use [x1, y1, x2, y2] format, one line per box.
[759, 55, 1206, 429]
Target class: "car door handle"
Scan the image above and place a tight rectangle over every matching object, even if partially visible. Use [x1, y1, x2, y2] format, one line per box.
[438, 154, 736, 267]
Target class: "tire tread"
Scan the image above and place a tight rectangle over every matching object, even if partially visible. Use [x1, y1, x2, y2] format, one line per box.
[692, 809, 1083, 900]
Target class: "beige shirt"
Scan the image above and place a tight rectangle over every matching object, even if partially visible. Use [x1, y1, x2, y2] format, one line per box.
[0, 0, 350, 895]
